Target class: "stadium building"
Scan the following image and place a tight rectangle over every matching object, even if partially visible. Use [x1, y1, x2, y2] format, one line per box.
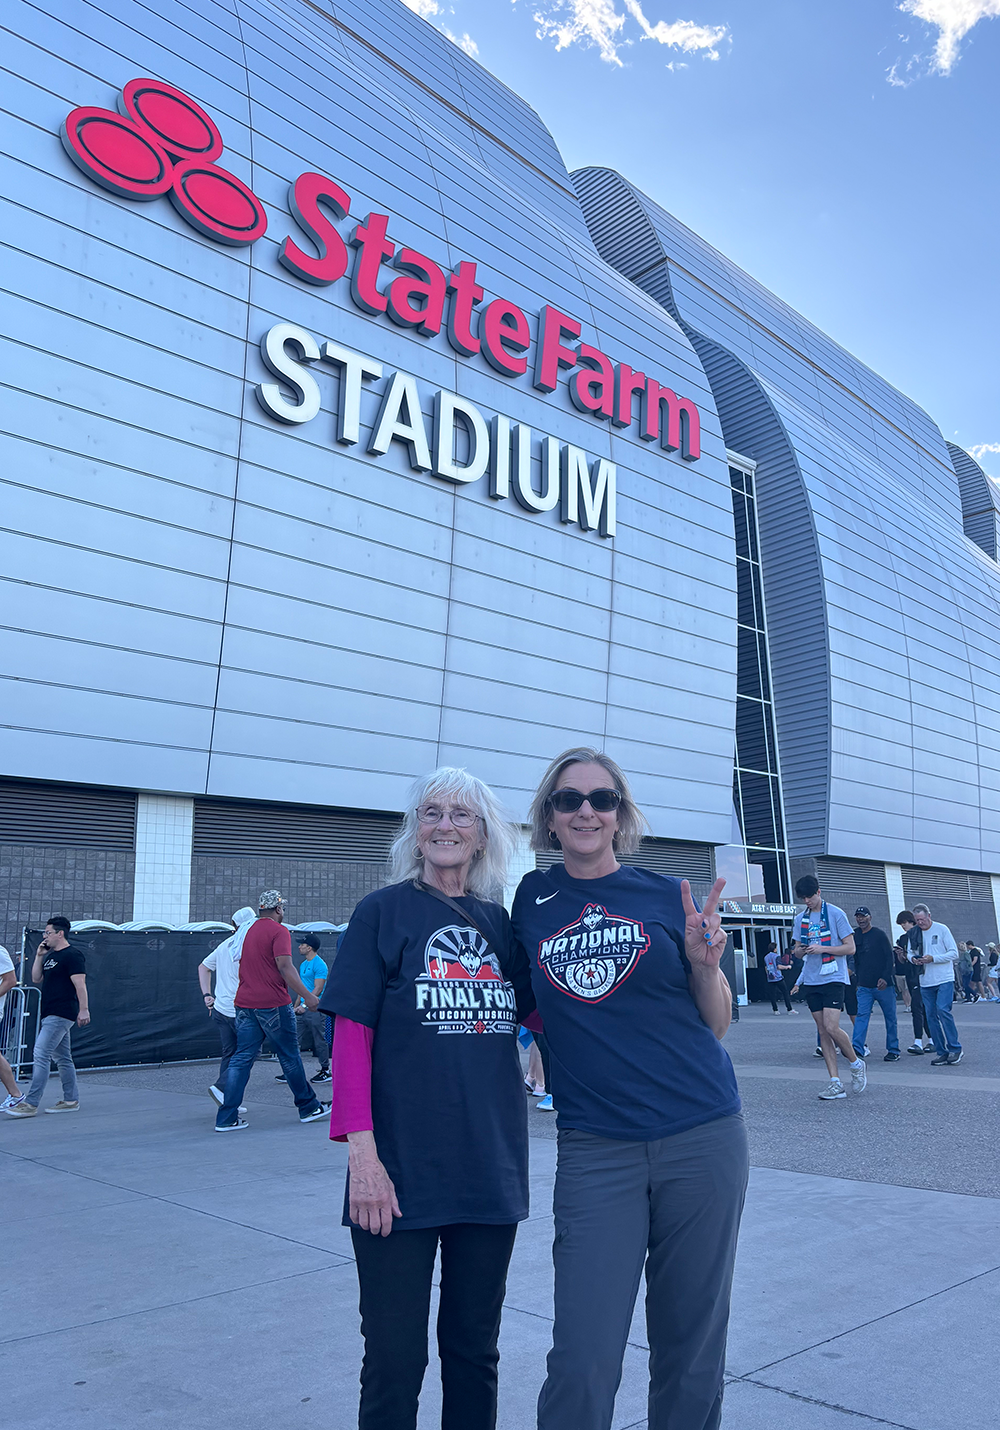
[4, 0, 1000, 991]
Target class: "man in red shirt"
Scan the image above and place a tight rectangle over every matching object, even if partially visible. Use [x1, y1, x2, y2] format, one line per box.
[215, 891, 330, 1130]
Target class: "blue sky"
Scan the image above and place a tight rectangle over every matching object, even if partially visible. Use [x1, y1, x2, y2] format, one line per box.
[405, 1, 999, 477]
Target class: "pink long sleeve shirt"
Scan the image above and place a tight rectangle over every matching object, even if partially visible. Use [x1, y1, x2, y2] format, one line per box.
[329, 1015, 374, 1141]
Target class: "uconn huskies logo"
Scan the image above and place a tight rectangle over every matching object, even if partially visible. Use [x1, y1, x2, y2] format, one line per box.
[414, 925, 517, 1035]
[60, 78, 267, 246]
[538, 904, 650, 1003]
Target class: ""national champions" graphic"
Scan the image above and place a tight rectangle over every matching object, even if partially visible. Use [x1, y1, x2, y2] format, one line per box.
[537, 904, 650, 1002]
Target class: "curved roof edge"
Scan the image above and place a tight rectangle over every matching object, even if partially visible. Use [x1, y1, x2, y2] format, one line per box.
[947, 443, 1000, 562]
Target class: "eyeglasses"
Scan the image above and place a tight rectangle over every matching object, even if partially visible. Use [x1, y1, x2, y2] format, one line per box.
[548, 788, 622, 814]
[416, 804, 479, 828]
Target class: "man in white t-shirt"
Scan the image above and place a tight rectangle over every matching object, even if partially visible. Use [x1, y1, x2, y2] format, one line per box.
[0, 945, 27, 1111]
[908, 904, 962, 1065]
[198, 908, 255, 1108]
[789, 876, 866, 1099]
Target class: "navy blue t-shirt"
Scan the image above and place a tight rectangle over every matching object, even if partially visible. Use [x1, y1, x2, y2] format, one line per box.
[319, 881, 534, 1230]
[511, 864, 740, 1141]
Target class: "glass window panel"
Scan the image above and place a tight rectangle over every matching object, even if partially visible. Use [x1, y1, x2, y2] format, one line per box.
[732, 493, 751, 559]
[736, 697, 769, 773]
[749, 565, 764, 632]
[737, 628, 763, 698]
[736, 558, 757, 626]
[757, 633, 771, 699]
[737, 770, 777, 847]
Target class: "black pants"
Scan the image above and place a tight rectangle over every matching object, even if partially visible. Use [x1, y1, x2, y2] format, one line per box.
[767, 979, 792, 1011]
[534, 1030, 552, 1094]
[296, 1008, 330, 1070]
[210, 1008, 237, 1087]
[351, 1221, 518, 1430]
[909, 985, 929, 1040]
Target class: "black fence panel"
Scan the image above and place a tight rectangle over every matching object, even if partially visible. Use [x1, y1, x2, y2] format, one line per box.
[24, 929, 230, 1068]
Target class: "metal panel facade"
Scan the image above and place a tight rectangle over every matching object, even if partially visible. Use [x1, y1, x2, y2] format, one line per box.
[574, 166, 1000, 875]
[0, 0, 736, 841]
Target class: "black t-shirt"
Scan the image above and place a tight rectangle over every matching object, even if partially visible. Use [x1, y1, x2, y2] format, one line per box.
[968, 945, 984, 976]
[39, 944, 86, 1020]
[853, 926, 895, 988]
[319, 881, 534, 1230]
[511, 864, 740, 1141]
[894, 928, 920, 987]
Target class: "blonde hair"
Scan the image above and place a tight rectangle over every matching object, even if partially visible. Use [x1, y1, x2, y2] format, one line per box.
[386, 766, 518, 897]
[528, 747, 649, 856]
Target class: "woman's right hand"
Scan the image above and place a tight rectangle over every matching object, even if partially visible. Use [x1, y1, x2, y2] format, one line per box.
[347, 1131, 402, 1236]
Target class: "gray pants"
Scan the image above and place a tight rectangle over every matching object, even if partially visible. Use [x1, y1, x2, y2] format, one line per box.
[27, 1015, 79, 1107]
[538, 1113, 748, 1430]
[297, 1008, 330, 1070]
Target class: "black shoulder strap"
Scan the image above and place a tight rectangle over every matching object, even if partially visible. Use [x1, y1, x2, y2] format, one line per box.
[413, 879, 496, 952]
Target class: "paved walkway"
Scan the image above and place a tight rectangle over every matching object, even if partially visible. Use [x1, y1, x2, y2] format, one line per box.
[2, 1004, 998, 1428]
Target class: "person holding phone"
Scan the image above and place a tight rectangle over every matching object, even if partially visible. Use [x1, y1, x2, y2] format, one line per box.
[511, 747, 747, 1430]
[6, 915, 89, 1118]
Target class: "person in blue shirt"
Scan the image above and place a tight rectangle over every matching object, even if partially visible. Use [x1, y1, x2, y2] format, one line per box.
[295, 934, 331, 1083]
[511, 747, 747, 1430]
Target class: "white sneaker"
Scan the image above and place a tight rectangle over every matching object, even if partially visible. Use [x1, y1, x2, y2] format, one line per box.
[208, 1086, 246, 1114]
[819, 1078, 846, 1100]
[863, 1046, 871, 1057]
[851, 1060, 867, 1093]
[0, 1093, 26, 1111]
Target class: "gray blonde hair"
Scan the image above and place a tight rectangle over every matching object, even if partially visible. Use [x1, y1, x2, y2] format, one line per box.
[386, 766, 518, 898]
[528, 747, 649, 856]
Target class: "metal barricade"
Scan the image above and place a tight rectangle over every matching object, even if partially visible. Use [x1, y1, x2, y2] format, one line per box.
[0, 985, 41, 1081]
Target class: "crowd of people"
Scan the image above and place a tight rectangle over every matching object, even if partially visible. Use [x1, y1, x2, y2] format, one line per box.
[1, 747, 994, 1430]
[762, 888, 993, 1097]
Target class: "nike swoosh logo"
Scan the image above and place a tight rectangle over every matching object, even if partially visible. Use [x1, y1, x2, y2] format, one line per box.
[535, 892, 558, 904]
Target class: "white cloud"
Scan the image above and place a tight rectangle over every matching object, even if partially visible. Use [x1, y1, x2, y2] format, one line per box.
[895, 2, 1000, 77]
[443, 27, 480, 55]
[402, 0, 479, 58]
[527, 1, 728, 67]
[970, 442, 1000, 477]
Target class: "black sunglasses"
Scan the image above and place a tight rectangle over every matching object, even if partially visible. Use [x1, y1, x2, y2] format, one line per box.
[548, 787, 622, 814]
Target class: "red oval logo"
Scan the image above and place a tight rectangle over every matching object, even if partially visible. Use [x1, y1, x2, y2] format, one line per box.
[169, 160, 268, 245]
[60, 107, 172, 198]
[120, 79, 223, 160]
[61, 81, 266, 246]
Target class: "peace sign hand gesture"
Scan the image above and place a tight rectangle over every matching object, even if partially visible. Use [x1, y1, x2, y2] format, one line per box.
[681, 877, 727, 971]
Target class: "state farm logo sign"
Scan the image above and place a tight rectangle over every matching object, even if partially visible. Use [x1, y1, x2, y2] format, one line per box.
[60, 78, 267, 246]
[59, 78, 707, 541]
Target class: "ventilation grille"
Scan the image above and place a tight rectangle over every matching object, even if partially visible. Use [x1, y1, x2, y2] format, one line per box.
[902, 866, 993, 904]
[537, 838, 714, 881]
[0, 780, 136, 849]
[193, 799, 400, 862]
[814, 859, 888, 900]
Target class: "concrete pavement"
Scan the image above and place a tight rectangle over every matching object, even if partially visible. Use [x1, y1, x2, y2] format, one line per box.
[2, 1002, 998, 1428]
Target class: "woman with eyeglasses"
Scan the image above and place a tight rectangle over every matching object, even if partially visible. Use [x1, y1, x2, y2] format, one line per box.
[511, 747, 747, 1430]
[319, 766, 533, 1430]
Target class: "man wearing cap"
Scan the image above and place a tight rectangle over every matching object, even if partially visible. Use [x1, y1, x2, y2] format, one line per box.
[851, 908, 900, 1061]
[215, 891, 329, 1131]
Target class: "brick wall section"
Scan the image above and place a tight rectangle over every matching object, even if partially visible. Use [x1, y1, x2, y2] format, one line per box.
[0, 844, 135, 956]
[189, 858, 387, 927]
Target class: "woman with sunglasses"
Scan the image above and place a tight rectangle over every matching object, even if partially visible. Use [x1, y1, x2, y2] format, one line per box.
[511, 747, 747, 1430]
[319, 766, 533, 1430]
